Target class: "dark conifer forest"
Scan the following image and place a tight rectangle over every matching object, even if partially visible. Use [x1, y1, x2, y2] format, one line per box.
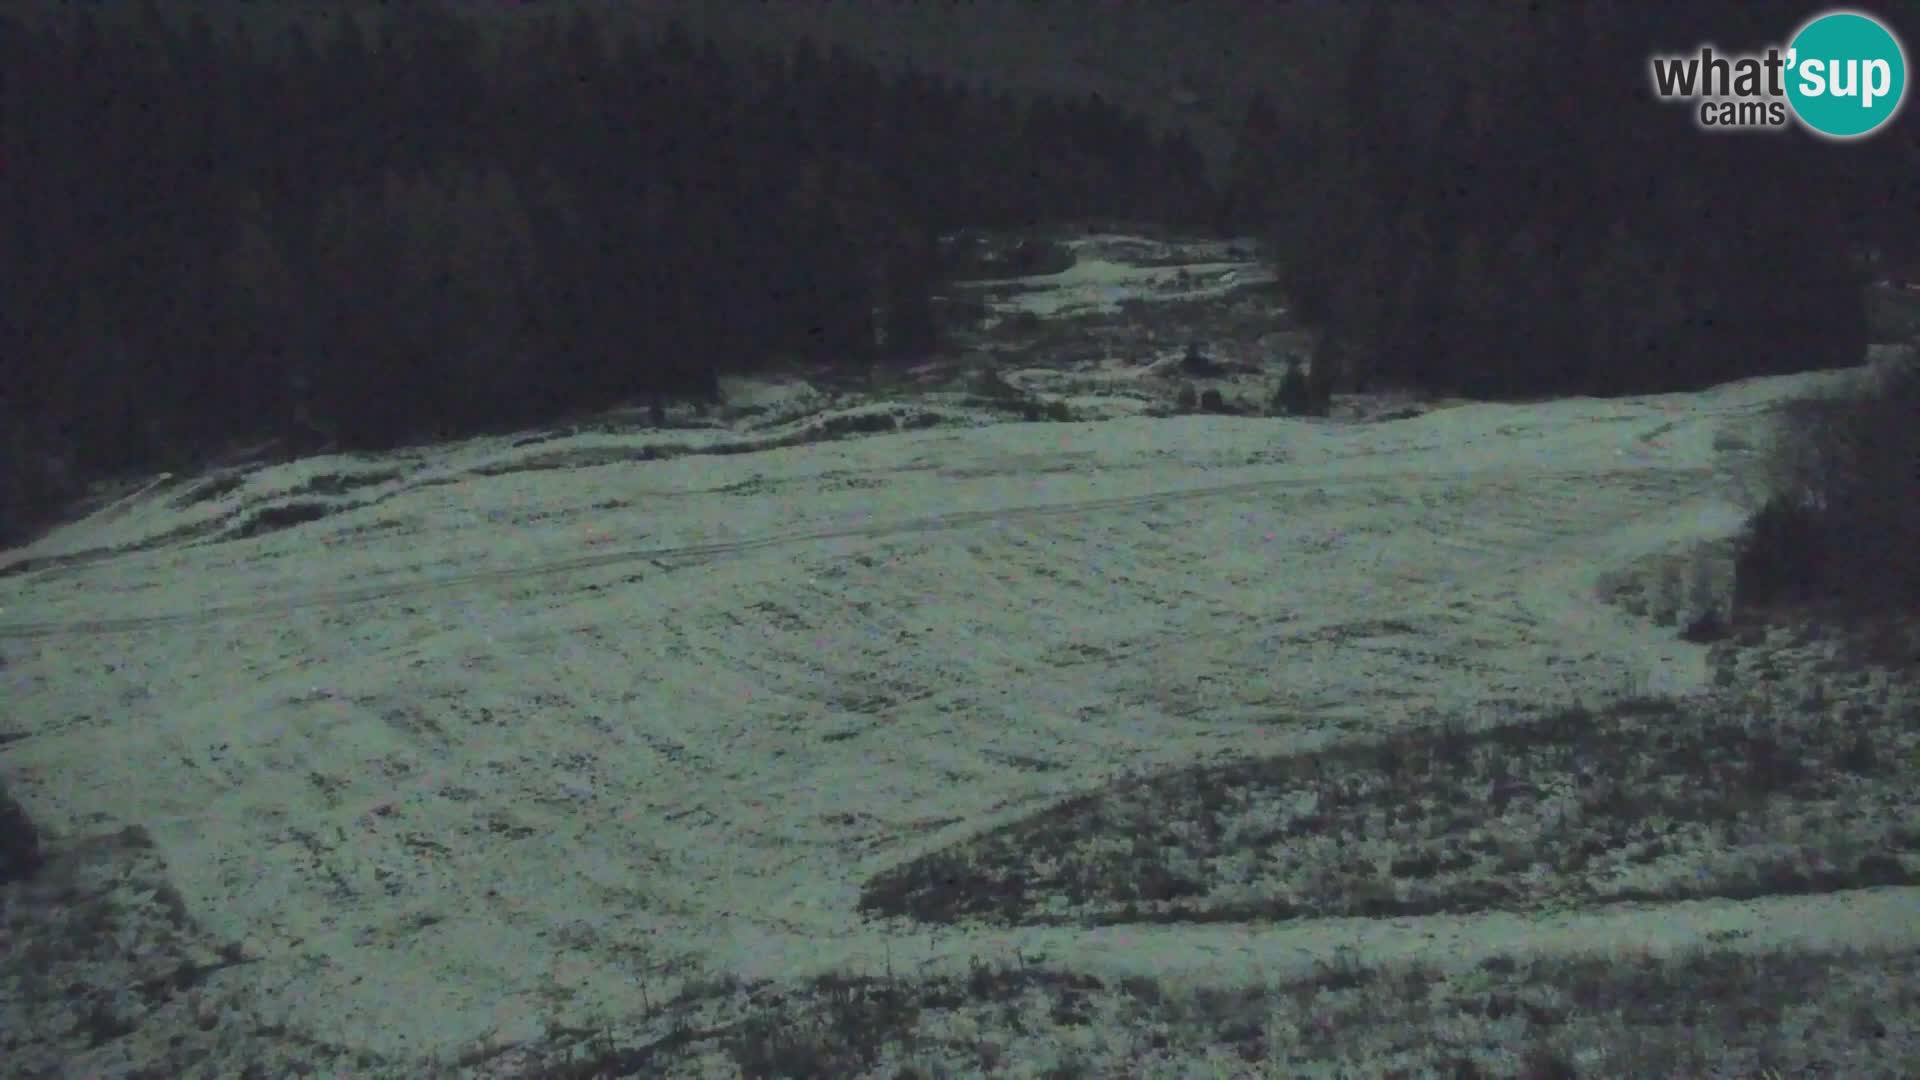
[0, 3, 1209, 517]
[2, 1, 1915, 549]
[1220, 2, 1918, 399]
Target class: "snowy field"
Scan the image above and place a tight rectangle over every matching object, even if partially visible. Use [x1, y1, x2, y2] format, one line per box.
[3, 232, 1917, 1076]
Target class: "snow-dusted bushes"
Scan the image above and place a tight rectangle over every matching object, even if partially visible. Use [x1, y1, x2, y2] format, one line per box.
[1737, 356, 1920, 616]
[1743, 355, 1920, 614]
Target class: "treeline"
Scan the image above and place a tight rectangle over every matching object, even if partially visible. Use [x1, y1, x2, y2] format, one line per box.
[1213, 1, 1920, 616]
[0, 2, 1211, 538]
[1219, 1, 1919, 399]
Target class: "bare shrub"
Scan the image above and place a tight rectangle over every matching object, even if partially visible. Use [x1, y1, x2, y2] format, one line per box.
[1272, 361, 1329, 417]
[1737, 358, 1920, 613]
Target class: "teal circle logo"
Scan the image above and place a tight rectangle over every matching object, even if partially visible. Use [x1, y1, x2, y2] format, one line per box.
[1785, 10, 1908, 139]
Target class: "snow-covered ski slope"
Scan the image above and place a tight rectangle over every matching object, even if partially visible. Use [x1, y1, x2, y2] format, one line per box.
[1, 231, 1912, 1069]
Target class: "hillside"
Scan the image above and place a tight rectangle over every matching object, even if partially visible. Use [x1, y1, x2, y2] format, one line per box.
[4, 228, 1917, 1077]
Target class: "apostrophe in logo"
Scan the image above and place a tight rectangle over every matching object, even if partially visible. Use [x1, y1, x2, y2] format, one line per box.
[1784, 10, 1908, 138]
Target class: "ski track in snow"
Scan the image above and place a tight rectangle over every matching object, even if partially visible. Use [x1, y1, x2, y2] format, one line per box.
[0, 367, 1909, 1061]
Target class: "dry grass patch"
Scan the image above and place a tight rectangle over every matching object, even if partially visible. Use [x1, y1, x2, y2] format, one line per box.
[860, 691, 1919, 927]
[483, 944, 1920, 1078]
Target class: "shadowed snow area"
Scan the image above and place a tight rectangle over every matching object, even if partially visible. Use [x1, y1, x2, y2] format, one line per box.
[0, 234, 1911, 1070]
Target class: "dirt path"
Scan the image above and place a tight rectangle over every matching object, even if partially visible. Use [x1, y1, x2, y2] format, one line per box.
[702, 887, 1920, 989]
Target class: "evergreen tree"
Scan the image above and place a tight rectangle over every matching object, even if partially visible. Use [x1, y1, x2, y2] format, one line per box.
[1220, 92, 1282, 229]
